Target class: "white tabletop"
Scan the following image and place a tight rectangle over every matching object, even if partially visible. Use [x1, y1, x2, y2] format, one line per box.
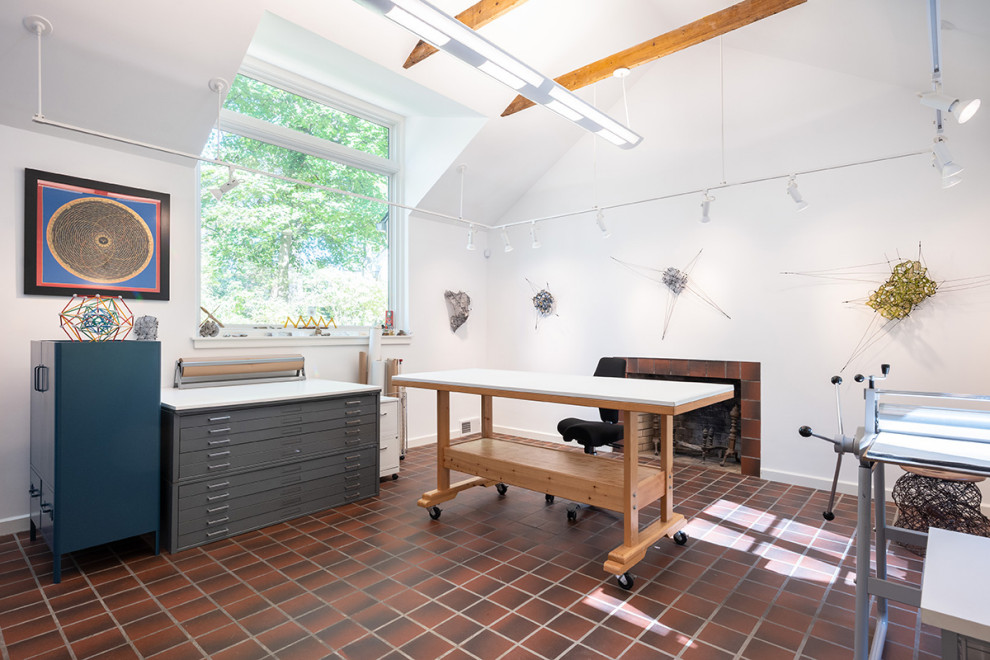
[161, 379, 379, 411]
[921, 527, 990, 642]
[392, 368, 732, 410]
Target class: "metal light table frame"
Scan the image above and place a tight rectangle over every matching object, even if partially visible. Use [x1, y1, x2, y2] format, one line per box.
[801, 366, 990, 660]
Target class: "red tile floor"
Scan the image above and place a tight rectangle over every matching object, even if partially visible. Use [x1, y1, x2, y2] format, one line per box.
[0, 442, 940, 659]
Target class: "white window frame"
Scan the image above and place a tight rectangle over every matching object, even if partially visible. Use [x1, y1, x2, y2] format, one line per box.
[197, 57, 407, 339]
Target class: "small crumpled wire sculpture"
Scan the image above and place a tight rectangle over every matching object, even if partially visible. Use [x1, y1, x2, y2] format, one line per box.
[526, 278, 558, 329]
[59, 295, 134, 341]
[444, 290, 472, 332]
[612, 249, 730, 339]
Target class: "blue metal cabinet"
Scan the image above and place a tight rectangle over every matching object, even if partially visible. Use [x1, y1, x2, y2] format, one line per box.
[29, 340, 161, 583]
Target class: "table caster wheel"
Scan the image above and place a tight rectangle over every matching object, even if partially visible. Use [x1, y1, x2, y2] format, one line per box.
[545, 494, 554, 504]
[428, 506, 442, 520]
[496, 482, 508, 496]
[617, 573, 634, 590]
[673, 531, 688, 545]
[566, 505, 578, 522]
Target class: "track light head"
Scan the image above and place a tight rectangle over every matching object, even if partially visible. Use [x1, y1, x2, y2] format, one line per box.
[466, 225, 476, 251]
[210, 167, 242, 200]
[595, 209, 611, 238]
[932, 138, 963, 185]
[501, 227, 513, 253]
[920, 91, 981, 124]
[530, 222, 541, 249]
[786, 177, 809, 211]
[700, 192, 714, 223]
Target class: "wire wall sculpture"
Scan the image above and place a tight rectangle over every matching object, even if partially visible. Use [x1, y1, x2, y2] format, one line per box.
[444, 290, 472, 333]
[612, 249, 730, 339]
[59, 295, 134, 341]
[783, 242, 990, 371]
[526, 279, 557, 329]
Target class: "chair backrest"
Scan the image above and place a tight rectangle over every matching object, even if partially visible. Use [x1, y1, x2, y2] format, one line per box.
[593, 357, 626, 423]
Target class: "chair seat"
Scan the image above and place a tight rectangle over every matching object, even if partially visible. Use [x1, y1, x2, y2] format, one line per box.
[558, 417, 623, 451]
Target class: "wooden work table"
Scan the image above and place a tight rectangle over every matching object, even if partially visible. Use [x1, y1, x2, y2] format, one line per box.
[391, 368, 733, 588]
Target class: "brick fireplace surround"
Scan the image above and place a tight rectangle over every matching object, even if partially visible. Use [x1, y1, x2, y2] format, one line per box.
[623, 357, 762, 477]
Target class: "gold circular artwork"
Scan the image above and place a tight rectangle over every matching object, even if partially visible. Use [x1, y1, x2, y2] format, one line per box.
[46, 197, 154, 283]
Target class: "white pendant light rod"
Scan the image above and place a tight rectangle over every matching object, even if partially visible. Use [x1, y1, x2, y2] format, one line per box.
[492, 148, 927, 230]
[352, 0, 642, 148]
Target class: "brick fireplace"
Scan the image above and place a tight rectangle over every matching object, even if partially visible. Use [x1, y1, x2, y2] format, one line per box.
[622, 358, 761, 477]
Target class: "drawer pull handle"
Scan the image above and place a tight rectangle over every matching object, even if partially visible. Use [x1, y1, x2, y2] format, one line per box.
[381, 411, 389, 417]
[344, 474, 360, 481]
[207, 516, 230, 526]
[345, 400, 362, 406]
[208, 451, 231, 458]
[208, 438, 230, 446]
[345, 410, 361, 416]
[207, 481, 230, 489]
[345, 492, 361, 500]
[208, 416, 231, 422]
[207, 505, 229, 513]
[207, 493, 229, 501]
[208, 463, 231, 471]
[345, 455, 361, 460]
[345, 463, 362, 471]
[345, 439, 361, 446]
[345, 420, 361, 426]
[345, 483, 360, 491]
[345, 430, 361, 436]
[206, 528, 229, 537]
[209, 428, 231, 434]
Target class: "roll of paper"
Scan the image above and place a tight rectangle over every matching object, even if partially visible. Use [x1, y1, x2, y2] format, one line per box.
[369, 360, 386, 390]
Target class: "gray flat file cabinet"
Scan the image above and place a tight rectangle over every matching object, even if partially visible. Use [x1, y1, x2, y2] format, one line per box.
[160, 388, 380, 552]
[29, 340, 162, 583]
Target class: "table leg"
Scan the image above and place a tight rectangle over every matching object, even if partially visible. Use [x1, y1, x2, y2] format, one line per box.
[660, 413, 674, 522]
[481, 395, 493, 437]
[623, 410, 639, 548]
[437, 390, 450, 492]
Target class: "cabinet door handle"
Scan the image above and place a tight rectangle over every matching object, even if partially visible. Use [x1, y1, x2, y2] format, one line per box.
[34, 365, 49, 392]
[206, 528, 229, 537]
[209, 428, 231, 434]
[207, 463, 231, 471]
[208, 416, 231, 422]
[207, 451, 230, 458]
[208, 438, 230, 446]
[29, 486, 41, 497]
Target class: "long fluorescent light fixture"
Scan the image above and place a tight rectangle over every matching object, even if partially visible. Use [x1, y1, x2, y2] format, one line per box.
[353, 0, 643, 148]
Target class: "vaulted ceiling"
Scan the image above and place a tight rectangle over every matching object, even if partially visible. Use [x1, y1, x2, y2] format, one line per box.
[1, 1, 987, 225]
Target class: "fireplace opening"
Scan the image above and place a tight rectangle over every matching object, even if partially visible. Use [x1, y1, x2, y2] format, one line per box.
[621, 358, 761, 477]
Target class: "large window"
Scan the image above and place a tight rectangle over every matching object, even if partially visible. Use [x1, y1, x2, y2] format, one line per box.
[200, 71, 399, 328]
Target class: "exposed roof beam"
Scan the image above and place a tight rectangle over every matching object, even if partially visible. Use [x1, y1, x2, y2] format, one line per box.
[501, 0, 806, 117]
[403, 0, 532, 69]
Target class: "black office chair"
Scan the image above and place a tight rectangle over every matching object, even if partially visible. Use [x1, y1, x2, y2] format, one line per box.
[557, 357, 627, 455]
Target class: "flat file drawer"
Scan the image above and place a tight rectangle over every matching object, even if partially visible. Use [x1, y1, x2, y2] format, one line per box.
[178, 404, 374, 444]
[178, 413, 376, 453]
[175, 447, 377, 510]
[176, 428, 375, 480]
[177, 394, 376, 430]
[172, 468, 377, 551]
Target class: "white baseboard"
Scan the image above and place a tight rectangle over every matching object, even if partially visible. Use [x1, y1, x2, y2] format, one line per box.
[0, 514, 30, 538]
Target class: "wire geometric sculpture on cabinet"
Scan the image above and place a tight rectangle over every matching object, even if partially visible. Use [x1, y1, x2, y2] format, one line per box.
[59, 295, 134, 341]
[612, 249, 730, 339]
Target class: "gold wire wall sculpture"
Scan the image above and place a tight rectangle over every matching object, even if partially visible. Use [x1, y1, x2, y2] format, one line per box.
[784, 242, 990, 371]
[59, 295, 134, 341]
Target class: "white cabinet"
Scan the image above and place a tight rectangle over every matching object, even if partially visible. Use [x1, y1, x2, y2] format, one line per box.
[380, 396, 400, 480]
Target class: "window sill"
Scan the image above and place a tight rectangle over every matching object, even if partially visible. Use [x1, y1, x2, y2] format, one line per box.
[192, 334, 412, 349]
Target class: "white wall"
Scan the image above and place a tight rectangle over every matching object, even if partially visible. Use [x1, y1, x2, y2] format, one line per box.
[0, 123, 488, 534]
[479, 43, 990, 499]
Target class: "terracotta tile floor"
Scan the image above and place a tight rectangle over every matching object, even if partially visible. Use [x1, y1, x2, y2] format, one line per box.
[0, 442, 940, 659]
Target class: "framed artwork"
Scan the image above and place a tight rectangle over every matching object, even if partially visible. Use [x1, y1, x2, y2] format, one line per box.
[24, 168, 170, 300]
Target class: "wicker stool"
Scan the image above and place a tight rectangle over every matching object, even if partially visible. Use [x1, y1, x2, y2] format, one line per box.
[892, 466, 990, 557]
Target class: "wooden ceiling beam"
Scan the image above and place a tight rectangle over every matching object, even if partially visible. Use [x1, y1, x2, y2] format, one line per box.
[501, 0, 806, 117]
[403, 0, 532, 69]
